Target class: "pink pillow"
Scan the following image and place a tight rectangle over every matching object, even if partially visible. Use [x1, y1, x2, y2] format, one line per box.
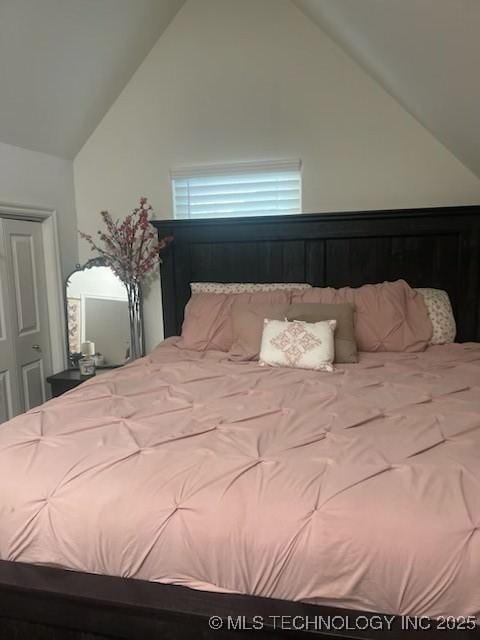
[291, 280, 432, 352]
[179, 291, 292, 352]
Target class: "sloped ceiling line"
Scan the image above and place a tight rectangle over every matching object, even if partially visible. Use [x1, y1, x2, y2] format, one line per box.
[1, 0, 479, 179]
[293, 0, 480, 179]
[0, 0, 186, 158]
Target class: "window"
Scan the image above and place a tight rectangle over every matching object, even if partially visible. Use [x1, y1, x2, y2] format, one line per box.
[171, 160, 302, 220]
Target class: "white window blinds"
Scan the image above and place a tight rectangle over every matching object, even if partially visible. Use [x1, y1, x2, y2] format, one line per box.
[171, 160, 302, 220]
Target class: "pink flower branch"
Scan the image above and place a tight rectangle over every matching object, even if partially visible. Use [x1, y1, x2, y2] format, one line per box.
[78, 197, 173, 287]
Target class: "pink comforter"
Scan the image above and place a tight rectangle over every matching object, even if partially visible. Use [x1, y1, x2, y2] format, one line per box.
[1, 338, 479, 618]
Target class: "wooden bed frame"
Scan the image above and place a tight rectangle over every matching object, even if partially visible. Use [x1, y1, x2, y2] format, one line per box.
[155, 205, 480, 341]
[1, 205, 479, 639]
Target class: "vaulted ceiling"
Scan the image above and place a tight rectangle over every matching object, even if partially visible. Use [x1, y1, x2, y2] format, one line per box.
[1, 0, 479, 177]
[0, 0, 185, 158]
[293, 0, 480, 178]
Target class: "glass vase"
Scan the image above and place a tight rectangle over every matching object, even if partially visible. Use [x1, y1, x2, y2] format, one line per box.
[126, 283, 145, 361]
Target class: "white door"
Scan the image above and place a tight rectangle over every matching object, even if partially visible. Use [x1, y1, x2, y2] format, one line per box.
[0, 228, 20, 421]
[0, 218, 52, 421]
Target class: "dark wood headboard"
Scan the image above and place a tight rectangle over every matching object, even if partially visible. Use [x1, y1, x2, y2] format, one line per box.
[153, 205, 480, 342]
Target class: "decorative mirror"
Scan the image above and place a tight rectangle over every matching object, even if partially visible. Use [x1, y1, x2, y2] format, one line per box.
[65, 258, 130, 367]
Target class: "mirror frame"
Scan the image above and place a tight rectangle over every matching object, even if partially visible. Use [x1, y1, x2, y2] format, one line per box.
[64, 257, 111, 368]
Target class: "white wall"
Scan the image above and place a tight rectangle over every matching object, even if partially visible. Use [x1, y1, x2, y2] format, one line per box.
[0, 141, 78, 279]
[74, 0, 480, 351]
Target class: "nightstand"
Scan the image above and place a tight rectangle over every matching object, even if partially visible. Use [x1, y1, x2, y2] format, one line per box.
[47, 368, 116, 398]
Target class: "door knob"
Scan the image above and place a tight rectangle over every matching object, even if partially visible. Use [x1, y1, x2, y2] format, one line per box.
[32, 344, 42, 352]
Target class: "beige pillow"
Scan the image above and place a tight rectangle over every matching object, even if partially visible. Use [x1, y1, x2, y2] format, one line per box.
[229, 302, 290, 361]
[259, 319, 336, 372]
[287, 302, 358, 363]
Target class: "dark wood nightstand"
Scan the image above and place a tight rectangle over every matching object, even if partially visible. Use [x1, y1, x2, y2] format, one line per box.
[47, 368, 116, 398]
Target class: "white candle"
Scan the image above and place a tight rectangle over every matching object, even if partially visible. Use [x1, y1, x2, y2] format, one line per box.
[81, 341, 95, 356]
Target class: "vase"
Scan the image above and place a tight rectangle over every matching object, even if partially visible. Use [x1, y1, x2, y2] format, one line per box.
[126, 282, 145, 361]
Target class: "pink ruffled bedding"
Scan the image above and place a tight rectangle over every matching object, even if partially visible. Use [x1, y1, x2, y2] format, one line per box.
[291, 279, 432, 352]
[0, 338, 479, 619]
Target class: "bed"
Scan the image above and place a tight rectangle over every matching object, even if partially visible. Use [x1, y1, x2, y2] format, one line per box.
[1, 205, 480, 639]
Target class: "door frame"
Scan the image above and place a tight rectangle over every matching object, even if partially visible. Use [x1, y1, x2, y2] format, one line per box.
[0, 202, 66, 373]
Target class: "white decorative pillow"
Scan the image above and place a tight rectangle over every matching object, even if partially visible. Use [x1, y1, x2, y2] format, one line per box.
[191, 282, 311, 294]
[259, 319, 336, 372]
[415, 288, 456, 345]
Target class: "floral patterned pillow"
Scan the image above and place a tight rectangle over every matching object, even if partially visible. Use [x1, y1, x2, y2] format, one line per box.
[415, 288, 456, 344]
[259, 319, 336, 372]
[190, 282, 311, 294]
